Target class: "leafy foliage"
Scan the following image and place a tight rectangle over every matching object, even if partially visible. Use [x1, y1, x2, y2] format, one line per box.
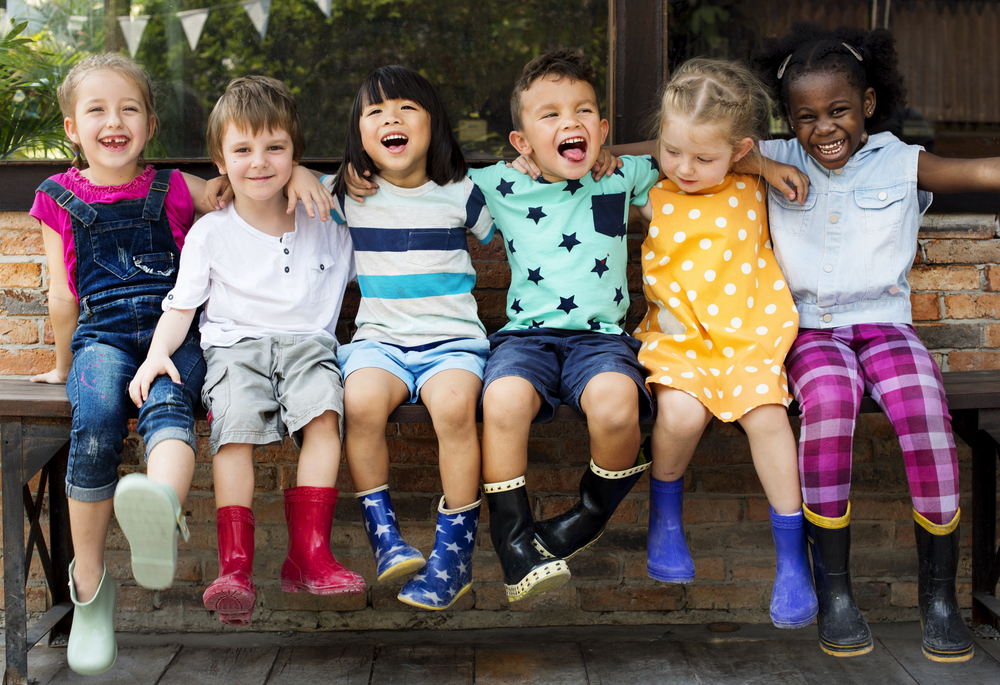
[0, 20, 80, 159]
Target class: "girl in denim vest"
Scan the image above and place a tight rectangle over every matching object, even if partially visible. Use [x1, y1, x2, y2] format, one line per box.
[754, 25, 1000, 662]
[29, 55, 325, 675]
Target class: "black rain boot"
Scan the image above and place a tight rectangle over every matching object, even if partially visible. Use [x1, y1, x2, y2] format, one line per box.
[484, 476, 570, 601]
[914, 509, 974, 662]
[534, 438, 650, 560]
[804, 504, 873, 657]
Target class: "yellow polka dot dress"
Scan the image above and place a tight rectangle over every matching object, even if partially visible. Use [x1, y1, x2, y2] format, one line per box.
[636, 173, 798, 421]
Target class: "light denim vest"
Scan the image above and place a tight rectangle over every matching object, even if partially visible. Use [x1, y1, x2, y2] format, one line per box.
[761, 133, 931, 329]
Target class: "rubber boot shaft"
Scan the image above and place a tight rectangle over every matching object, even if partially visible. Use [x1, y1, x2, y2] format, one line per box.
[67, 559, 118, 675]
[357, 485, 425, 581]
[914, 511, 973, 662]
[646, 474, 695, 583]
[769, 507, 819, 629]
[202, 505, 256, 626]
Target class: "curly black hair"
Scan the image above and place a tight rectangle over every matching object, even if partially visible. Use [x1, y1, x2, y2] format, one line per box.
[750, 24, 907, 128]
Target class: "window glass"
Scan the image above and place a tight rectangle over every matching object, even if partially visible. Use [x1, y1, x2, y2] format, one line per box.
[7, 0, 609, 159]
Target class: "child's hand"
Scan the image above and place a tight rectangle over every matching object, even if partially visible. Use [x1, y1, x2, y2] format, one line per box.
[30, 368, 68, 385]
[343, 163, 379, 203]
[591, 148, 623, 180]
[203, 176, 233, 211]
[767, 161, 811, 204]
[286, 165, 334, 220]
[507, 154, 541, 180]
[129, 354, 179, 408]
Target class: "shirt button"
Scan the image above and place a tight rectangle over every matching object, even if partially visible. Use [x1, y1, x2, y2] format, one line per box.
[830, 214, 839, 223]
[284, 248, 289, 254]
[284, 267, 290, 273]
[320, 264, 325, 270]
[824, 264, 833, 272]
[878, 192, 887, 201]
[834, 169, 843, 175]
[167, 294, 173, 299]
[823, 314, 832, 323]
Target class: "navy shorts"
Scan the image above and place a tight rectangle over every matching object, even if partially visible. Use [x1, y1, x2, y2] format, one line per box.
[482, 328, 653, 423]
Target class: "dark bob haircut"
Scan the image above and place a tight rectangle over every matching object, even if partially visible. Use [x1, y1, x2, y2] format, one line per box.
[333, 65, 466, 196]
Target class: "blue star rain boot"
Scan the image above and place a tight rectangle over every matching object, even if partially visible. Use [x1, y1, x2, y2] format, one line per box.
[398, 496, 480, 610]
[357, 484, 425, 582]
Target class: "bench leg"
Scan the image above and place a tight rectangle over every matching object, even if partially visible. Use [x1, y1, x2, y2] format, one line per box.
[966, 409, 1000, 628]
[2, 418, 28, 685]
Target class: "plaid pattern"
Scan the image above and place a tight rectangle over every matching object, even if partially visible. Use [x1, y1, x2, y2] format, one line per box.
[786, 323, 959, 525]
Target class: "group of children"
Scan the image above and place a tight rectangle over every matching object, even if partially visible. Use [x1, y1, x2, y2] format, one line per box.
[28, 22, 1000, 677]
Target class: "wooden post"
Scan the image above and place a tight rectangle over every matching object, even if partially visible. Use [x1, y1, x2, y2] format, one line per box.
[608, 0, 669, 144]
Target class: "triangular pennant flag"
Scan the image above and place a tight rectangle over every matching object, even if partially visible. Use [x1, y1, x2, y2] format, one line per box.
[67, 15, 87, 34]
[176, 8, 210, 51]
[117, 15, 150, 58]
[313, 0, 332, 18]
[241, 0, 271, 40]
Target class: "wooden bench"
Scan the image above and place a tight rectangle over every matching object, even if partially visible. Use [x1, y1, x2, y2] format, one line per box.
[2, 372, 1000, 684]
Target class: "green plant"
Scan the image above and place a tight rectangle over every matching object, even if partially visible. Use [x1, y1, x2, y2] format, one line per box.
[1, 20, 80, 159]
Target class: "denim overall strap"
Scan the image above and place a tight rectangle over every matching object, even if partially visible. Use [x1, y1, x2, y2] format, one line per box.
[37, 179, 98, 227]
[143, 168, 173, 221]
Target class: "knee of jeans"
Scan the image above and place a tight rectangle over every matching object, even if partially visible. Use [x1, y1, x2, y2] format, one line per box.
[138, 381, 196, 434]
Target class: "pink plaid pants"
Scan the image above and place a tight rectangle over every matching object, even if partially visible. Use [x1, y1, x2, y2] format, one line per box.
[785, 323, 959, 525]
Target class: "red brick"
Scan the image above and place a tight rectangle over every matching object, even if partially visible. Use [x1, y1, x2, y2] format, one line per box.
[855, 582, 891, 610]
[26, 586, 48, 612]
[580, 584, 683, 611]
[949, 350, 1000, 371]
[0, 212, 40, 230]
[893, 523, 916, 550]
[157, 586, 212, 612]
[508, 586, 577, 612]
[388, 465, 442, 492]
[526, 466, 583, 492]
[0, 230, 44, 255]
[923, 239, 1000, 265]
[684, 498, 742, 524]
[0, 349, 55, 375]
[985, 324, 1000, 348]
[474, 584, 508, 611]
[562, 439, 593, 465]
[260, 586, 367, 612]
[985, 264, 1000, 292]
[700, 468, 764, 495]
[475, 261, 511, 289]
[695, 557, 726, 581]
[42, 318, 54, 344]
[0, 263, 42, 287]
[388, 438, 440, 464]
[909, 293, 940, 321]
[851, 498, 913, 521]
[907, 266, 980, 292]
[731, 556, 775, 582]
[746, 498, 770, 522]
[686, 582, 769, 610]
[944, 293, 1000, 319]
[0, 318, 38, 344]
[117, 586, 155, 613]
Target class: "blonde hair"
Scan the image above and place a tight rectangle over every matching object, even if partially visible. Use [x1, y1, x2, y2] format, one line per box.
[655, 58, 770, 166]
[206, 75, 305, 165]
[57, 54, 157, 170]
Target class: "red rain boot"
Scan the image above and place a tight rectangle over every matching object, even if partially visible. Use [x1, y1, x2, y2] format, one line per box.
[202, 506, 256, 626]
[281, 486, 366, 595]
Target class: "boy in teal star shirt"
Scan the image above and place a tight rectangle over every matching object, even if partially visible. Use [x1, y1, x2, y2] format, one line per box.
[472, 49, 658, 602]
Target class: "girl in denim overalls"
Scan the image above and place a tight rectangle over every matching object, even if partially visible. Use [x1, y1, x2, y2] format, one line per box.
[753, 26, 1000, 662]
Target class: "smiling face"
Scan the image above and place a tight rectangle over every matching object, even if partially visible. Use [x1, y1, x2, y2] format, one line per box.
[658, 118, 752, 194]
[64, 69, 154, 185]
[786, 70, 875, 170]
[509, 75, 609, 183]
[358, 97, 432, 188]
[216, 123, 294, 209]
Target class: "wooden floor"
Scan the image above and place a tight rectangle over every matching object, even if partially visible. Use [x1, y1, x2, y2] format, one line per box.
[4, 622, 1000, 684]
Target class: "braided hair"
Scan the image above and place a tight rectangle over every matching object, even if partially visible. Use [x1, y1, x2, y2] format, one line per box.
[751, 24, 907, 128]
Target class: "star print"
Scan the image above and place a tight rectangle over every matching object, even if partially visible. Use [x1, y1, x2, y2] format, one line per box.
[527, 267, 544, 284]
[423, 591, 442, 603]
[497, 179, 515, 197]
[563, 178, 583, 195]
[412, 573, 427, 583]
[648, 156, 659, 171]
[559, 233, 581, 252]
[375, 524, 391, 537]
[614, 287, 624, 305]
[507, 238, 516, 254]
[445, 541, 461, 553]
[361, 497, 380, 509]
[613, 167, 625, 178]
[451, 514, 466, 526]
[529, 320, 544, 329]
[511, 299, 523, 314]
[429, 550, 440, 560]
[387, 510, 396, 521]
[436, 524, 445, 534]
[527, 206, 547, 224]
[465, 530, 475, 543]
[588, 319, 600, 330]
[457, 561, 468, 574]
[558, 296, 578, 314]
[435, 569, 451, 581]
[592, 257, 609, 278]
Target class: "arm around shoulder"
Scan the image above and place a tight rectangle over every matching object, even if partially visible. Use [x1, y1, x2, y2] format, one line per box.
[917, 152, 1000, 193]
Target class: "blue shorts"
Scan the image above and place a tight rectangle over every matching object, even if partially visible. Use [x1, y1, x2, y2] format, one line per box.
[483, 328, 653, 423]
[339, 337, 490, 402]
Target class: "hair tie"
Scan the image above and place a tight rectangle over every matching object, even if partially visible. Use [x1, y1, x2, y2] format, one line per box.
[776, 54, 793, 80]
[72, 151, 80, 157]
[842, 43, 863, 62]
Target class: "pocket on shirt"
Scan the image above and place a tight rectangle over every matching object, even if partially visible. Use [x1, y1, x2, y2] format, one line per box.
[404, 228, 467, 267]
[855, 185, 906, 232]
[308, 254, 338, 303]
[767, 187, 815, 237]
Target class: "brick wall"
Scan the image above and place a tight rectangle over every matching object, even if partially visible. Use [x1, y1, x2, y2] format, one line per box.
[0, 209, 995, 631]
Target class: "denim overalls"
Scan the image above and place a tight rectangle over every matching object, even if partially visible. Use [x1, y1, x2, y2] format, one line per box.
[38, 170, 206, 502]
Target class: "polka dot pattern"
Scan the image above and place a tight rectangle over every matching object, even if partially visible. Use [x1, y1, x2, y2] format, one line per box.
[635, 173, 798, 423]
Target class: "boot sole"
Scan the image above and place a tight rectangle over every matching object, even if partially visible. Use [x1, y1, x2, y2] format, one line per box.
[771, 609, 818, 630]
[114, 479, 178, 589]
[922, 643, 974, 662]
[203, 586, 256, 624]
[281, 579, 366, 595]
[533, 529, 605, 561]
[397, 582, 472, 611]
[647, 566, 695, 584]
[819, 637, 874, 657]
[377, 556, 426, 582]
[506, 560, 571, 602]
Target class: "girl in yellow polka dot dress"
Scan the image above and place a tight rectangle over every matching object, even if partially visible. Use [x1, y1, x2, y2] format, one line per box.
[634, 59, 817, 629]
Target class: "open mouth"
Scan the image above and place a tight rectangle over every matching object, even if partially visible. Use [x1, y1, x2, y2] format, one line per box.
[381, 133, 409, 153]
[816, 139, 846, 158]
[558, 137, 587, 163]
[100, 136, 130, 150]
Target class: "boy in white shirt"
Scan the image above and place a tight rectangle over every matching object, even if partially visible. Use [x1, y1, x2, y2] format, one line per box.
[129, 75, 362, 626]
